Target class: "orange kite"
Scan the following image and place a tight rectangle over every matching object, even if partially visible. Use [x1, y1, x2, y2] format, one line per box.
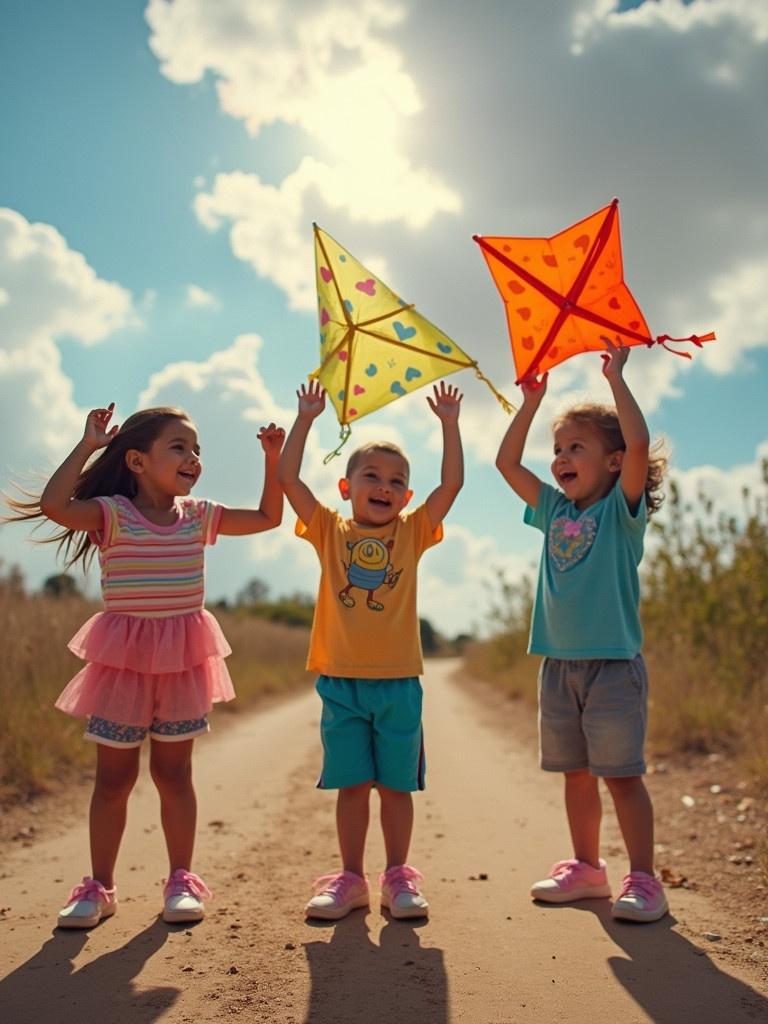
[474, 198, 715, 383]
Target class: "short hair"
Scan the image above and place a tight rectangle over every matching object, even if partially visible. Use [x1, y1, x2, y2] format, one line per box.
[345, 442, 410, 479]
[553, 403, 668, 516]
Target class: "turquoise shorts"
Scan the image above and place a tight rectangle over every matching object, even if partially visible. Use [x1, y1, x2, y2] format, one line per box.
[316, 675, 425, 792]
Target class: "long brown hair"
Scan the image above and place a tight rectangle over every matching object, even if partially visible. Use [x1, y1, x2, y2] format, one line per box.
[553, 403, 667, 516]
[4, 407, 191, 569]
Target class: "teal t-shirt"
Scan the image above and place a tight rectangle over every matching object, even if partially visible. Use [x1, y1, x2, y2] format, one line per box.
[524, 481, 646, 659]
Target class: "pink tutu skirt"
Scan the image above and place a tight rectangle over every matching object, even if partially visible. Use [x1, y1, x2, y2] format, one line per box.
[56, 610, 235, 726]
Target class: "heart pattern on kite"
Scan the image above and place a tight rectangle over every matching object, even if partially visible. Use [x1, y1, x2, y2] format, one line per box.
[393, 321, 416, 341]
[390, 381, 406, 396]
[405, 367, 422, 382]
[436, 342, 452, 354]
[353, 384, 365, 395]
[364, 364, 378, 376]
[355, 279, 376, 296]
[320, 267, 332, 283]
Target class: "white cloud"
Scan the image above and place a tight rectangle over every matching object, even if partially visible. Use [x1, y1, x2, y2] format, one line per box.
[666, 440, 768, 515]
[146, 0, 460, 306]
[572, 0, 768, 56]
[699, 258, 768, 374]
[185, 283, 221, 309]
[420, 523, 534, 637]
[0, 208, 137, 476]
[0, 208, 136, 353]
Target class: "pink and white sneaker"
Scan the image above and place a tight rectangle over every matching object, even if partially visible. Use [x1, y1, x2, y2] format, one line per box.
[57, 877, 117, 929]
[379, 865, 429, 919]
[611, 871, 668, 922]
[162, 869, 212, 923]
[305, 870, 370, 920]
[531, 858, 612, 903]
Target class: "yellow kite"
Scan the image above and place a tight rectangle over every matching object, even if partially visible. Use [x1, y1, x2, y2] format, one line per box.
[312, 224, 511, 458]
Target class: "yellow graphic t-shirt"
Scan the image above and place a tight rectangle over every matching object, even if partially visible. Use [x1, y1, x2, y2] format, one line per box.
[297, 503, 443, 678]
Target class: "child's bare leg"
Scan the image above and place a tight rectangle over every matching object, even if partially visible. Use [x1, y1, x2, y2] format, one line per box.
[150, 738, 196, 873]
[337, 781, 373, 876]
[378, 785, 414, 868]
[564, 769, 602, 867]
[90, 744, 141, 887]
[603, 775, 654, 874]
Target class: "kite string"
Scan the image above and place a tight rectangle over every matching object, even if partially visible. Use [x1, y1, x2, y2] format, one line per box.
[322, 424, 352, 465]
[472, 365, 516, 415]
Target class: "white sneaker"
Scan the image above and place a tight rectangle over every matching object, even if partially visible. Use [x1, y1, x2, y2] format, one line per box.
[379, 865, 429, 919]
[57, 877, 117, 929]
[305, 871, 370, 920]
[162, 869, 212, 923]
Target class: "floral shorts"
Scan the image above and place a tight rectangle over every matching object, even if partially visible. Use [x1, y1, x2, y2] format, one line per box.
[84, 715, 209, 748]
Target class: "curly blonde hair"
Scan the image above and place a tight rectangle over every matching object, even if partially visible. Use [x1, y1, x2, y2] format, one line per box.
[554, 404, 667, 516]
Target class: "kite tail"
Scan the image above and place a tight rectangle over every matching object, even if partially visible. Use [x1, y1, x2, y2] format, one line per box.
[323, 424, 352, 465]
[654, 331, 716, 360]
[472, 365, 516, 415]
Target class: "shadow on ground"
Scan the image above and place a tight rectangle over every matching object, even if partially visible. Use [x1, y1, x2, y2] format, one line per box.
[304, 910, 447, 1024]
[0, 920, 178, 1024]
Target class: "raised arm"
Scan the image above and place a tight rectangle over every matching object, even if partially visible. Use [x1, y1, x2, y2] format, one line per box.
[424, 381, 464, 530]
[495, 376, 547, 508]
[277, 380, 325, 526]
[218, 423, 286, 535]
[39, 403, 118, 531]
[601, 338, 649, 513]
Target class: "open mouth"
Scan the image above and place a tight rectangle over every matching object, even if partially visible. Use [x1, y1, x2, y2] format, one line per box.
[558, 471, 577, 484]
[178, 471, 198, 483]
[369, 497, 391, 508]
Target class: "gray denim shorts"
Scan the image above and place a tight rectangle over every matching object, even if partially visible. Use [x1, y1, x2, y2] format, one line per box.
[538, 655, 648, 777]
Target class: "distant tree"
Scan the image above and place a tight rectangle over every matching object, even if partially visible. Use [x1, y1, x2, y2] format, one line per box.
[451, 632, 474, 655]
[419, 617, 443, 656]
[0, 561, 26, 598]
[236, 578, 271, 606]
[42, 573, 83, 599]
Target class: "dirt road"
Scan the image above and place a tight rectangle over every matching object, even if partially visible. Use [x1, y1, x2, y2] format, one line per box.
[1, 660, 765, 1023]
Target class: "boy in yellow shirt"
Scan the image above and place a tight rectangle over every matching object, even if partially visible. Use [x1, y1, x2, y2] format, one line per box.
[279, 379, 463, 920]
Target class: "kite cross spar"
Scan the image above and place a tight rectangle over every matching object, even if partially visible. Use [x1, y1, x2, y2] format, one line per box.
[473, 198, 715, 383]
[312, 223, 512, 460]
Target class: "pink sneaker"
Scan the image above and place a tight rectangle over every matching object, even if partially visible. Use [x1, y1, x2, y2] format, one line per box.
[305, 871, 369, 920]
[379, 865, 429, 919]
[531, 858, 611, 903]
[162, 869, 212, 923]
[57, 877, 117, 929]
[611, 871, 668, 922]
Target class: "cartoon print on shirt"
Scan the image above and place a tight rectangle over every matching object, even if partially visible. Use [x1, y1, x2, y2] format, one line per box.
[548, 514, 597, 572]
[339, 536, 401, 611]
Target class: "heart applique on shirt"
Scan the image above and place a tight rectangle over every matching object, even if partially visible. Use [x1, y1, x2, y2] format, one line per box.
[548, 515, 597, 571]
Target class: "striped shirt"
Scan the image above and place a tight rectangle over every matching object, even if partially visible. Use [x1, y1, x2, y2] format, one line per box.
[90, 495, 222, 619]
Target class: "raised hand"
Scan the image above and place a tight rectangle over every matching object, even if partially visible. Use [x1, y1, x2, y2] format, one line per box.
[520, 372, 548, 407]
[600, 334, 630, 380]
[426, 381, 463, 423]
[257, 422, 286, 456]
[83, 403, 118, 450]
[297, 380, 326, 421]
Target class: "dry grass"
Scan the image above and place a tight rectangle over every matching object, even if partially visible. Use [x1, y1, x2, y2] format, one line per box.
[0, 589, 311, 804]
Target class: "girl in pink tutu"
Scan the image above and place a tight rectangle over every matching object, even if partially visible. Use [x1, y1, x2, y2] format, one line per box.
[8, 402, 284, 928]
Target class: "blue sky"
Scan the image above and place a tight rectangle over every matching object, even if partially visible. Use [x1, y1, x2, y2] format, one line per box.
[1, 0, 766, 635]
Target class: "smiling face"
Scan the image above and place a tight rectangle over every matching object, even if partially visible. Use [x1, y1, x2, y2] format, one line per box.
[127, 418, 202, 499]
[551, 421, 622, 510]
[340, 449, 412, 527]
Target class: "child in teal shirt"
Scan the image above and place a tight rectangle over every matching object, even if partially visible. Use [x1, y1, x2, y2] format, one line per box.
[496, 339, 669, 922]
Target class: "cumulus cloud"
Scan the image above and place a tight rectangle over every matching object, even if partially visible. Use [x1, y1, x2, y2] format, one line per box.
[571, 0, 768, 56]
[146, 0, 460, 307]
[0, 208, 136, 475]
[185, 283, 221, 309]
[420, 523, 534, 637]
